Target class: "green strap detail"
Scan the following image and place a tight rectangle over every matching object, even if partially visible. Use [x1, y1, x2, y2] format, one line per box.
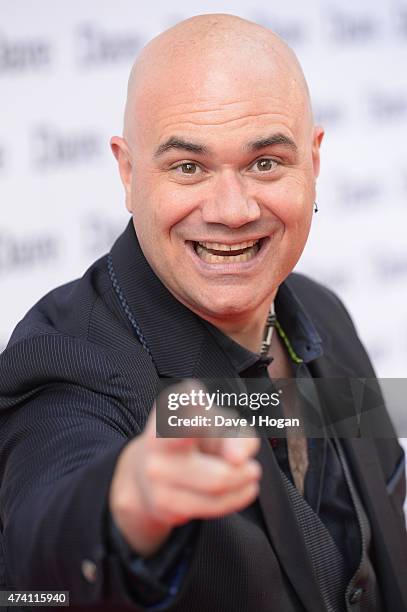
[275, 319, 303, 364]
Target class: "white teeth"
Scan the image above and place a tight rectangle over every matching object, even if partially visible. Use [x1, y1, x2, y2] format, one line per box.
[198, 239, 258, 252]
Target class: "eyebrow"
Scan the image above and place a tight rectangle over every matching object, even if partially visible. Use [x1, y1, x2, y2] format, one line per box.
[154, 137, 210, 158]
[246, 133, 298, 153]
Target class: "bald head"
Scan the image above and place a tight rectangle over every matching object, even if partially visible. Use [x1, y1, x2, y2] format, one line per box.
[110, 13, 324, 330]
[123, 14, 313, 145]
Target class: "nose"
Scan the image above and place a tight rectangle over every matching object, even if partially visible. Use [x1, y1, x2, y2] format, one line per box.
[201, 170, 261, 228]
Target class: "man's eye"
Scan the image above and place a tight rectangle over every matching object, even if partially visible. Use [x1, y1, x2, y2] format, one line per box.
[250, 158, 278, 172]
[176, 162, 199, 174]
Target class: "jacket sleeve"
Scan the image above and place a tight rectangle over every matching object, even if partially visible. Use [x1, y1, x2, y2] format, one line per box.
[0, 383, 197, 610]
[108, 513, 200, 608]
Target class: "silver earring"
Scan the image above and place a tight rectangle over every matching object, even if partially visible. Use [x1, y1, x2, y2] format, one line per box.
[314, 201, 318, 213]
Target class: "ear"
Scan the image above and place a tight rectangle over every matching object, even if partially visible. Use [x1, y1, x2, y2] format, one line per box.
[311, 126, 324, 179]
[110, 136, 133, 213]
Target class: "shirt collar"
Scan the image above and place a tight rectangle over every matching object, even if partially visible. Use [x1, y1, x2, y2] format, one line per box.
[201, 282, 323, 375]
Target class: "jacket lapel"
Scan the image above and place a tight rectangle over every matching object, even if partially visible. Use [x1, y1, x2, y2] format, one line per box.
[257, 439, 327, 611]
[110, 221, 240, 379]
[342, 438, 407, 609]
[311, 355, 407, 609]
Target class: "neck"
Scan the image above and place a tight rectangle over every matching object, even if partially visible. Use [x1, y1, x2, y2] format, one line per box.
[202, 296, 276, 353]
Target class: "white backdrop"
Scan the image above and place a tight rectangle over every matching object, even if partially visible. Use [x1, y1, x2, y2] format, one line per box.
[1, 1, 406, 492]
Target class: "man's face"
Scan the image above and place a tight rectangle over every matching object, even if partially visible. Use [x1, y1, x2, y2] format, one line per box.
[113, 53, 323, 321]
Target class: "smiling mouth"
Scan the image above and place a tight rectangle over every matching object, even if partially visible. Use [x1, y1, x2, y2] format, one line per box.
[192, 238, 263, 263]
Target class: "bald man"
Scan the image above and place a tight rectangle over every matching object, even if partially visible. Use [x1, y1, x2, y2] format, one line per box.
[0, 14, 406, 612]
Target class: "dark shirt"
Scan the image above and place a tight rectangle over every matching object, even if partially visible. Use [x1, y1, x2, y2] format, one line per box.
[108, 281, 361, 606]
